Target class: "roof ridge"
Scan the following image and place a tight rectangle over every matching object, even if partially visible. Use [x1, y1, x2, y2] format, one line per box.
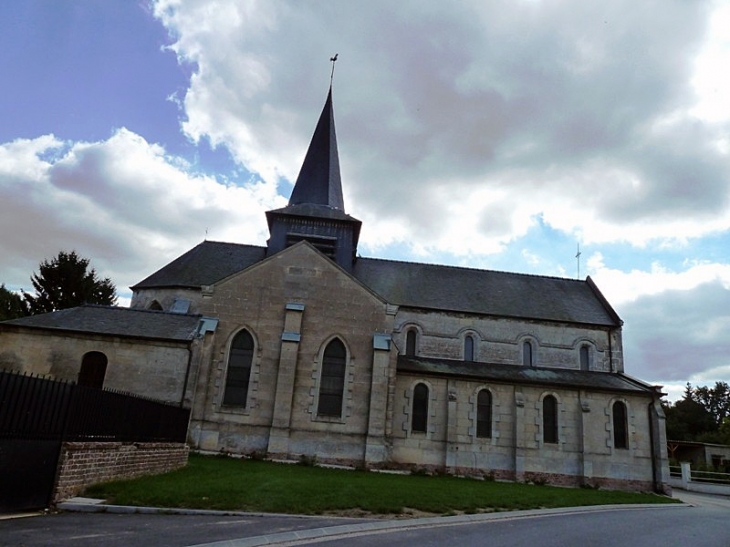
[81, 304, 202, 318]
[356, 256, 585, 283]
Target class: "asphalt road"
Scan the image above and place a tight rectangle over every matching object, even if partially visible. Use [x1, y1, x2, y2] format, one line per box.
[1, 491, 728, 547]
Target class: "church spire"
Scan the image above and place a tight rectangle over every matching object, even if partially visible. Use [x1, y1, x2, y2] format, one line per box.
[265, 75, 361, 272]
[288, 87, 345, 211]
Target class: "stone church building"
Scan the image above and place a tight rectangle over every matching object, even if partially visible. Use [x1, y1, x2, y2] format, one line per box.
[0, 88, 670, 492]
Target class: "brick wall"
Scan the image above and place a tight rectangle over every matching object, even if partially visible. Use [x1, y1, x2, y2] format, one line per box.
[53, 442, 189, 503]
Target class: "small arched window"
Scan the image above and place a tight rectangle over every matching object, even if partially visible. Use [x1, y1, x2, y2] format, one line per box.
[476, 389, 492, 438]
[613, 401, 628, 449]
[580, 345, 590, 371]
[223, 330, 254, 407]
[411, 383, 429, 433]
[405, 329, 417, 357]
[148, 300, 163, 311]
[317, 338, 347, 417]
[543, 395, 558, 444]
[78, 351, 108, 389]
[523, 340, 533, 366]
[464, 334, 475, 362]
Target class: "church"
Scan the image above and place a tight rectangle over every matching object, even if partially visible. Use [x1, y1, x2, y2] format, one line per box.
[0, 87, 671, 492]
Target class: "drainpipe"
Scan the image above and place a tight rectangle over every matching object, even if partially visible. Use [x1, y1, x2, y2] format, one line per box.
[180, 345, 193, 408]
[648, 396, 658, 493]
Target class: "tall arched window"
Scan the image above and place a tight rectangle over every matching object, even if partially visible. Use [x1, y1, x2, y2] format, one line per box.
[580, 345, 590, 371]
[223, 330, 254, 407]
[412, 383, 429, 433]
[476, 389, 492, 438]
[317, 338, 347, 417]
[464, 334, 475, 362]
[78, 351, 108, 389]
[543, 395, 558, 444]
[405, 329, 417, 356]
[523, 340, 533, 366]
[613, 401, 628, 449]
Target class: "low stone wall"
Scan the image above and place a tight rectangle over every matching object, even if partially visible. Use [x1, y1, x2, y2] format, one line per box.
[53, 441, 189, 504]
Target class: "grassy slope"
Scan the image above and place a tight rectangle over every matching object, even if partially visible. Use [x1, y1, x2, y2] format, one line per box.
[83, 454, 677, 515]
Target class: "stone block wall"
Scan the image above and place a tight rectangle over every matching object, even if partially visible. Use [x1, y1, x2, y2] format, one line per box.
[191, 244, 394, 460]
[0, 330, 191, 405]
[393, 310, 616, 372]
[53, 442, 189, 503]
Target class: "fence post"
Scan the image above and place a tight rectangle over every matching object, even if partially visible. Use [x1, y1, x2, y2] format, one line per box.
[680, 461, 691, 489]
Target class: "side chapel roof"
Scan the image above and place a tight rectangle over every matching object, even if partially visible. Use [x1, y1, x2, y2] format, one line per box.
[398, 356, 658, 394]
[0, 305, 202, 342]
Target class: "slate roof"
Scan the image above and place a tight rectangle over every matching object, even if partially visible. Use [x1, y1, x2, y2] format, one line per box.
[288, 88, 345, 211]
[398, 356, 659, 395]
[352, 257, 620, 326]
[132, 241, 266, 289]
[0, 305, 202, 342]
[130, 241, 620, 327]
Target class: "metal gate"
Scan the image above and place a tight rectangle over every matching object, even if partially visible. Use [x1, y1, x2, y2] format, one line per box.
[0, 439, 61, 512]
[1, 369, 190, 513]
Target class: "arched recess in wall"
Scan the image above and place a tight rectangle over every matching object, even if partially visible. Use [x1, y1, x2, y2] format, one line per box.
[149, 300, 163, 311]
[522, 339, 535, 366]
[464, 333, 475, 362]
[612, 400, 629, 449]
[542, 394, 559, 444]
[78, 351, 108, 389]
[411, 382, 429, 433]
[405, 327, 419, 356]
[476, 388, 492, 438]
[222, 329, 255, 407]
[317, 337, 348, 418]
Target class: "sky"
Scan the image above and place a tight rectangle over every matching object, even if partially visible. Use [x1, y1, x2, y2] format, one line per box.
[1, 1, 729, 401]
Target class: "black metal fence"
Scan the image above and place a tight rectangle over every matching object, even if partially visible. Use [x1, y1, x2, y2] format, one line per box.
[0, 369, 190, 443]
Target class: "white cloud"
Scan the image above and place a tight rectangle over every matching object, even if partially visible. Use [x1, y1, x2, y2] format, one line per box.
[0, 129, 285, 296]
[587, 252, 730, 305]
[148, 0, 730, 259]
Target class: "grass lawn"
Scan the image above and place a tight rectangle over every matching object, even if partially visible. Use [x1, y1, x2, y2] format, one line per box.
[83, 454, 678, 516]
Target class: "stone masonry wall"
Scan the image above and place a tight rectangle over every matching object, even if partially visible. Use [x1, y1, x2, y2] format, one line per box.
[53, 442, 189, 504]
[393, 310, 617, 372]
[0, 329, 191, 405]
[191, 243, 393, 460]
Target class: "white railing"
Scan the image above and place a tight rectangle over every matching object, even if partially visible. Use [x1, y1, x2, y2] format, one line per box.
[672, 462, 730, 495]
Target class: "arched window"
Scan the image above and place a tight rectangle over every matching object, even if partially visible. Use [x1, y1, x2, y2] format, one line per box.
[223, 330, 254, 407]
[317, 338, 347, 417]
[476, 389, 492, 438]
[523, 340, 533, 366]
[464, 334, 475, 362]
[405, 329, 417, 356]
[148, 300, 163, 311]
[580, 345, 590, 371]
[613, 401, 628, 449]
[543, 395, 558, 444]
[411, 383, 429, 433]
[78, 351, 107, 389]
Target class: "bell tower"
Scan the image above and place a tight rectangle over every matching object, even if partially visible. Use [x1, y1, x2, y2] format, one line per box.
[265, 86, 361, 272]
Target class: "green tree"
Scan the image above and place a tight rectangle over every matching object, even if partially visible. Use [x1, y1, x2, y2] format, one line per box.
[693, 381, 730, 428]
[664, 396, 716, 441]
[0, 284, 30, 320]
[24, 251, 117, 314]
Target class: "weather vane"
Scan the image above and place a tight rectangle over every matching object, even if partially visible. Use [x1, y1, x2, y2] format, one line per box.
[330, 53, 338, 85]
[576, 243, 582, 279]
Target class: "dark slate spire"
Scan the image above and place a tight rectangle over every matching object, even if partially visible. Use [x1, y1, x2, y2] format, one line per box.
[265, 84, 361, 272]
[288, 88, 345, 211]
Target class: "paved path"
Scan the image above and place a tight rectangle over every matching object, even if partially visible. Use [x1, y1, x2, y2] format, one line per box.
[1, 490, 727, 547]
